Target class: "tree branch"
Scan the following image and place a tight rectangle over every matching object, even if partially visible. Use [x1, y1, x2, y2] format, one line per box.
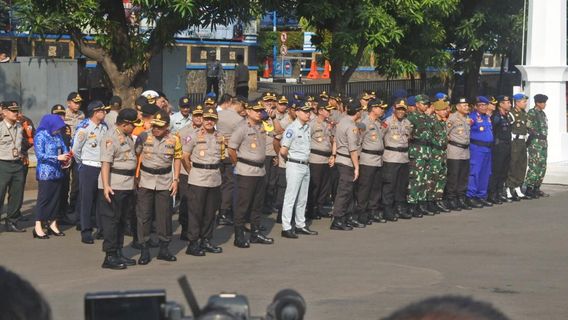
[343, 36, 368, 80]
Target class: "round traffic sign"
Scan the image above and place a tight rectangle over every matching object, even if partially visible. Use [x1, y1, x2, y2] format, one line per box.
[280, 32, 288, 43]
[280, 45, 288, 56]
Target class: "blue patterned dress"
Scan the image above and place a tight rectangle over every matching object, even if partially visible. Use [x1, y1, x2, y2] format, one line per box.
[34, 130, 68, 181]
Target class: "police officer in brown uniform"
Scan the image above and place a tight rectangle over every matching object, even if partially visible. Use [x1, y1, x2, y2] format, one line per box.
[135, 110, 182, 264]
[330, 101, 363, 231]
[306, 101, 335, 220]
[260, 92, 279, 214]
[228, 102, 274, 248]
[177, 104, 204, 240]
[64, 92, 85, 222]
[98, 109, 143, 270]
[356, 98, 388, 224]
[182, 107, 224, 256]
[382, 99, 413, 220]
[445, 97, 472, 211]
[216, 98, 245, 225]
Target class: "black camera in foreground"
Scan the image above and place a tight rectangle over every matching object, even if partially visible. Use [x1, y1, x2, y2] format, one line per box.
[84, 276, 306, 320]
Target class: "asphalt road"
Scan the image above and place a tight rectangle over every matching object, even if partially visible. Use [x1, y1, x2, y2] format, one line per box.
[2, 185, 568, 319]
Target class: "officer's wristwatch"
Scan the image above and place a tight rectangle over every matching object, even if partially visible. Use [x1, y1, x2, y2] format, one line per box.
[173, 178, 180, 182]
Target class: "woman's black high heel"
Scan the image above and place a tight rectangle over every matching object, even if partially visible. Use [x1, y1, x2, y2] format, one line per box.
[33, 230, 50, 239]
[47, 226, 65, 237]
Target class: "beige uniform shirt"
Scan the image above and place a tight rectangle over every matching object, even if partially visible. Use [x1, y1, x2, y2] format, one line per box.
[178, 125, 201, 176]
[183, 128, 223, 188]
[264, 118, 277, 157]
[308, 117, 333, 164]
[276, 115, 294, 169]
[135, 131, 182, 190]
[105, 110, 118, 133]
[0, 120, 23, 160]
[217, 109, 244, 159]
[229, 121, 266, 177]
[383, 116, 412, 164]
[64, 109, 85, 136]
[446, 112, 471, 160]
[359, 116, 385, 167]
[98, 128, 137, 190]
[334, 116, 360, 167]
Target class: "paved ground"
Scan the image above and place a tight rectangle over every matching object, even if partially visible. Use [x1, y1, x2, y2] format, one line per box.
[2, 184, 568, 319]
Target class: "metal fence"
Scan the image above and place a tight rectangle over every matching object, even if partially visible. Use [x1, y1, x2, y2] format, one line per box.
[281, 78, 441, 102]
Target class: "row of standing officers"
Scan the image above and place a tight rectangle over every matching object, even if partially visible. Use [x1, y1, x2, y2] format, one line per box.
[0, 89, 550, 270]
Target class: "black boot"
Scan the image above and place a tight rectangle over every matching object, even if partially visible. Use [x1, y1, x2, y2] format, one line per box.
[217, 210, 234, 226]
[361, 212, 372, 225]
[458, 197, 472, 210]
[536, 186, 550, 198]
[138, 243, 151, 265]
[307, 206, 322, 220]
[330, 216, 353, 230]
[347, 215, 365, 228]
[427, 201, 441, 214]
[435, 200, 451, 213]
[466, 197, 483, 208]
[408, 204, 423, 218]
[383, 206, 398, 222]
[525, 187, 536, 199]
[371, 209, 387, 223]
[447, 198, 461, 211]
[201, 239, 222, 253]
[157, 241, 177, 262]
[250, 225, 274, 244]
[478, 197, 493, 207]
[233, 226, 250, 248]
[186, 240, 206, 256]
[118, 248, 136, 266]
[417, 202, 432, 216]
[102, 251, 127, 270]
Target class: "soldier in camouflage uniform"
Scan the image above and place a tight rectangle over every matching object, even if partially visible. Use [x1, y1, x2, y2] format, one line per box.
[429, 100, 451, 212]
[525, 94, 549, 198]
[406, 94, 435, 216]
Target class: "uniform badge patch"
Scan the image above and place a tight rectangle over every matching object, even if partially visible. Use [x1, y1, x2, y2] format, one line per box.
[285, 129, 293, 139]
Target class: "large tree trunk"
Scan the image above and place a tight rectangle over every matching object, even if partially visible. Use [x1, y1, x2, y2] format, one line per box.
[71, 30, 149, 108]
[330, 60, 347, 94]
[463, 49, 484, 98]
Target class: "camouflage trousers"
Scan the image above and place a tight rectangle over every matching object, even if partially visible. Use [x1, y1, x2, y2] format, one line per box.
[428, 149, 447, 201]
[525, 141, 547, 187]
[408, 145, 431, 204]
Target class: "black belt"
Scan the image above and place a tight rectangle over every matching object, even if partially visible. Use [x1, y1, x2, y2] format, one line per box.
[494, 138, 510, 145]
[448, 141, 470, 149]
[411, 138, 432, 147]
[192, 162, 220, 170]
[111, 168, 136, 176]
[430, 144, 447, 151]
[0, 159, 22, 164]
[361, 149, 384, 156]
[385, 146, 408, 152]
[237, 157, 264, 168]
[470, 139, 493, 148]
[140, 164, 172, 175]
[287, 158, 309, 165]
[310, 149, 332, 157]
[336, 151, 351, 158]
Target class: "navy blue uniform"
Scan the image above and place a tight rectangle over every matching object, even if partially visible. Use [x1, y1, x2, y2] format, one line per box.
[467, 112, 493, 199]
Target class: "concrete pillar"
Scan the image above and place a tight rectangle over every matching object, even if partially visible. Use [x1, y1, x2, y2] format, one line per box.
[516, 0, 568, 163]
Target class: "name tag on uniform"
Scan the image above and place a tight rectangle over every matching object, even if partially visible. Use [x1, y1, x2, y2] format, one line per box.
[12, 148, 19, 157]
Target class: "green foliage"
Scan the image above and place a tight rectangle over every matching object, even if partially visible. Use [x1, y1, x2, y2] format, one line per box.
[297, 0, 460, 87]
[12, 0, 271, 78]
[257, 31, 277, 62]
